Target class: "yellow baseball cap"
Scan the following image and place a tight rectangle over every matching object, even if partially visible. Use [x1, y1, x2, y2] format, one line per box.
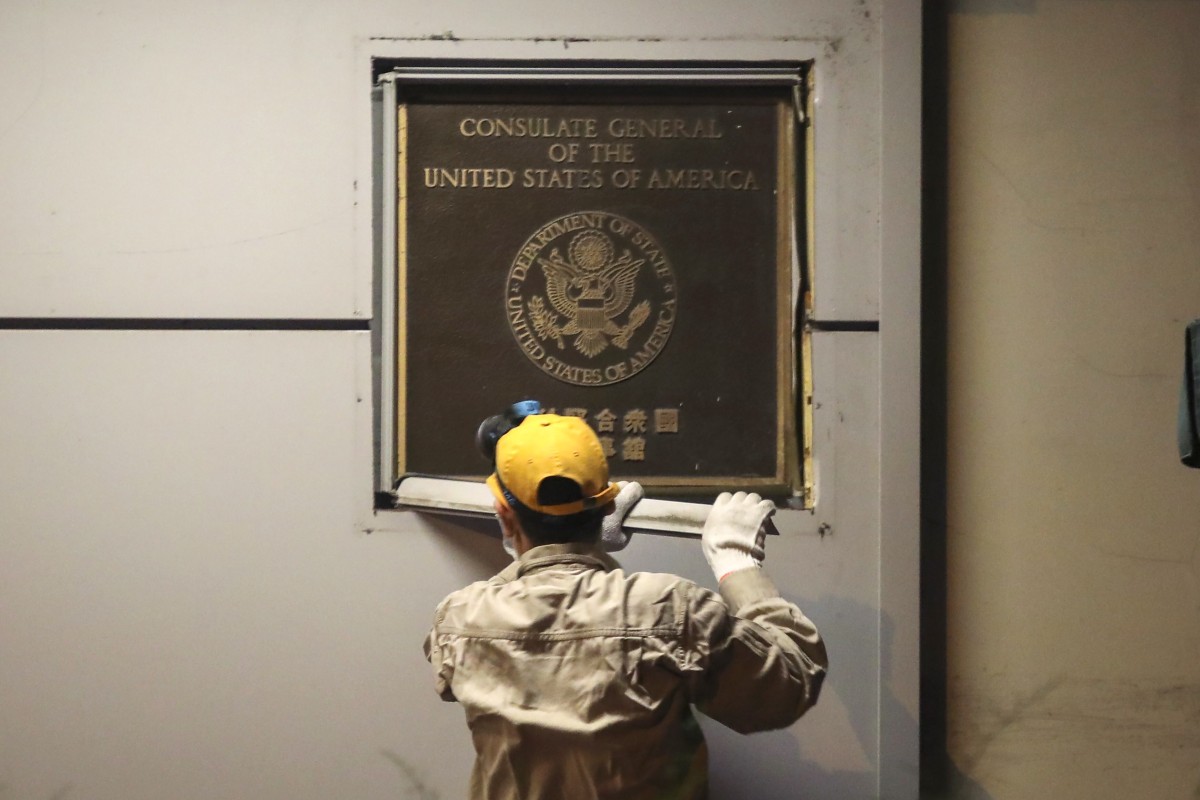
[486, 414, 620, 516]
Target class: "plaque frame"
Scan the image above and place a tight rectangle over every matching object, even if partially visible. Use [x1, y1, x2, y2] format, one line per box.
[375, 63, 813, 501]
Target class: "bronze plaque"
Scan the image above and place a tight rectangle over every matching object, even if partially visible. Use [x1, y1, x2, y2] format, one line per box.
[394, 84, 800, 491]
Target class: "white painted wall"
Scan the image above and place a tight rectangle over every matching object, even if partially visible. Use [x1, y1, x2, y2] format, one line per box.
[947, 2, 1200, 798]
[0, 2, 917, 799]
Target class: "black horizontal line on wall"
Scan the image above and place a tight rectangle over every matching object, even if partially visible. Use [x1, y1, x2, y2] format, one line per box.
[0, 318, 371, 331]
[807, 319, 880, 332]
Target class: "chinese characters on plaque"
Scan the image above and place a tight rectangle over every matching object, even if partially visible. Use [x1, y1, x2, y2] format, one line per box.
[543, 406, 681, 462]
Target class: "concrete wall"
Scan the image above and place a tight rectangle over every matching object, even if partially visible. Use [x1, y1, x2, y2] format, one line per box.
[0, 2, 917, 800]
[945, 1, 1200, 798]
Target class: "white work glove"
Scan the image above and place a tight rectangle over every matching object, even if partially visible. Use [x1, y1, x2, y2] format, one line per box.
[600, 481, 644, 552]
[702, 491, 776, 582]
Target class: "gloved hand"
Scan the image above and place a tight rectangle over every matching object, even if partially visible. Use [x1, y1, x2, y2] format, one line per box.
[702, 491, 776, 582]
[600, 481, 644, 552]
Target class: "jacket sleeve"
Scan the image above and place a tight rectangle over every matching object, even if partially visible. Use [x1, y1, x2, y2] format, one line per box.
[684, 568, 827, 733]
[423, 569, 520, 704]
[423, 607, 458, 703]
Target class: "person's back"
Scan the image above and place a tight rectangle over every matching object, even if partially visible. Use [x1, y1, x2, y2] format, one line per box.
[426, 408, 827, 799]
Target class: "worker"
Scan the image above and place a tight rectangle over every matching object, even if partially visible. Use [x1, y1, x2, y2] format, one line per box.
[424, 403, 827, 799]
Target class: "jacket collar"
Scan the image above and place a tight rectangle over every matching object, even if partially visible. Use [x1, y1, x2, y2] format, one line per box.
[511, 541, 621, 578]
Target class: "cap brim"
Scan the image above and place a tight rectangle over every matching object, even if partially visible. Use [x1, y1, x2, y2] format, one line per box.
[485, 473, 508, 507]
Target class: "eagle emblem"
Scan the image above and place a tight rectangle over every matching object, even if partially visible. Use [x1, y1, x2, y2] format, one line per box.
[526, 230, 651, 358]
[506, 211, 676, 387]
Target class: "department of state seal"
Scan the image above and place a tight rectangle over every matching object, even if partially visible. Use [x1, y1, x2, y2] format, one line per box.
[506, 211, 677, 386]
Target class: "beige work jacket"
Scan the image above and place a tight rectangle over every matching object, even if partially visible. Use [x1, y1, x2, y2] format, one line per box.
[424, 542, 827, 800]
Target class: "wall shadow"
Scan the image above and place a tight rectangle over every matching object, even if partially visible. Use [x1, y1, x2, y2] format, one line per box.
[921, 0, 952, 795]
